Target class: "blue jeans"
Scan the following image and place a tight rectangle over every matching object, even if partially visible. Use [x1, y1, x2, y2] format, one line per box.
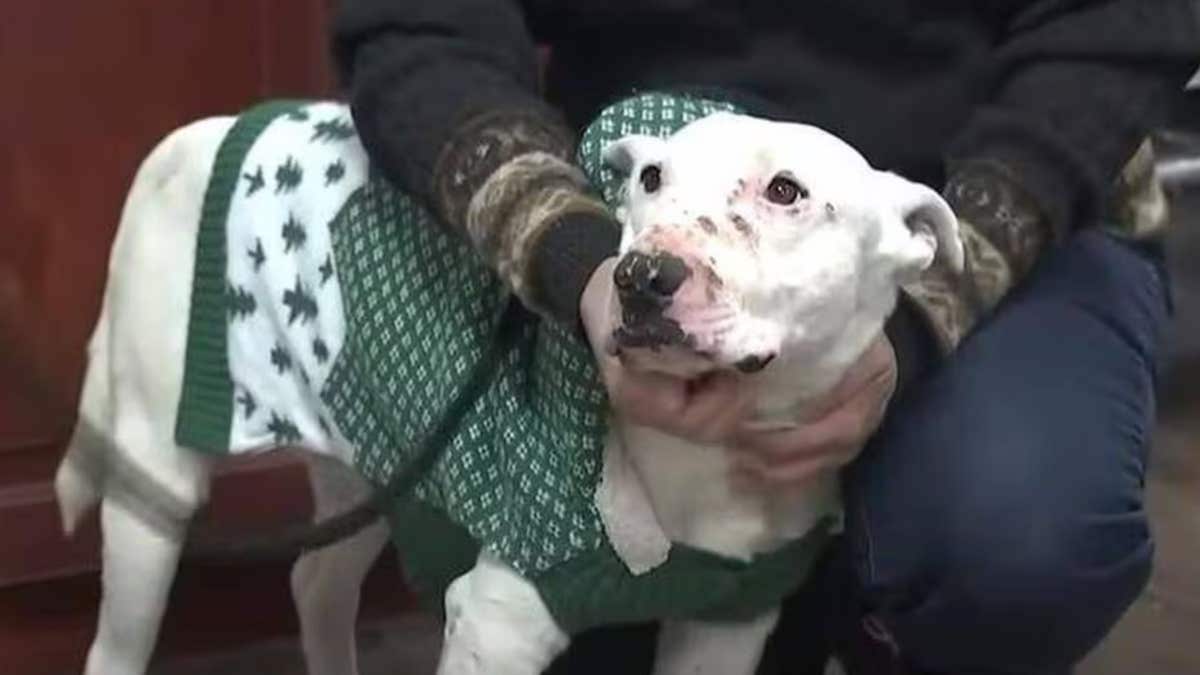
[549, 230, 1170, 674]
[843, 228, 1167, 674]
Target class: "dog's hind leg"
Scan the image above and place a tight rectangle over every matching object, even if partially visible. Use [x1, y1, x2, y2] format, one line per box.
[436, 553, 569, 675]
[55, 303, 113, 535]
[72, 115, 234, 675]
[81, 331, 213, 675]
[292, 456, 389, 675]
[85, 491, 205, 675]
[71, 341, 211, 675]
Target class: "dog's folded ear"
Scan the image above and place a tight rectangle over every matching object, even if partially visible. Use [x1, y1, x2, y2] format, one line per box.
[873, 171, 965, 282]
[602, 135, 669, 175]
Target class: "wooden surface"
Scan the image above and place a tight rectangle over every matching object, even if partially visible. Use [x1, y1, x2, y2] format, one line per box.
[0, 453, 313, 587]
[0, 0, 337, 587]
[0, 2, 351, 671]
[0, 0, 336, 417]
[0, 549, 412, 675]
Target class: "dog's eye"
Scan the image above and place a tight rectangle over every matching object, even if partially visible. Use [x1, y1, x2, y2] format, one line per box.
[639, 165, 662, 193]
[766, 175, 808, 205]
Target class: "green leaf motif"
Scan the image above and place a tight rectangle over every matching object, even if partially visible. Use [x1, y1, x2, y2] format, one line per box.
[282, 276, 318, 325]
[311, 118, 355, 143]
[286, 109, 311, 122]
[270, 343, 292, 374]
[325, 159, 346, 186]
[267, 411, 302, 445]
[226, 284, 257, 320]
[275, 156, 303, 193]
[318, 254, 334, 286]
[281, 214, 307, 252]
[236, 390, 257, 419]
[243, 166, 266, 197]
[313, 337, 330, 364]
[247, 238, 266, 271]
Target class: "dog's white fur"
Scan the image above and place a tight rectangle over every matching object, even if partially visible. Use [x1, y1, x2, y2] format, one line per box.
[55, 111, 961, 675]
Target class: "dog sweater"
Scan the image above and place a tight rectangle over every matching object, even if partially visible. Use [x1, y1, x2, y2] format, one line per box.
[174, 94, 833, 633]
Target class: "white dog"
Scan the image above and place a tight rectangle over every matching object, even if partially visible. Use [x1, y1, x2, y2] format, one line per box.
[54, 103, 961, 675]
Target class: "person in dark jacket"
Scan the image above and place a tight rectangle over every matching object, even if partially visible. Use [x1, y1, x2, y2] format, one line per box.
[330, 1, 1199, 673]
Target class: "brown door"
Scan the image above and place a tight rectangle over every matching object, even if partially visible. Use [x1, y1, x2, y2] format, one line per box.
[0, 2, 406, 671]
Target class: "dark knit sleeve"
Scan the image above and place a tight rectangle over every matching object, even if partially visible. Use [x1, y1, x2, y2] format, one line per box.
[947, 0, 1199, 239]
[331, 0, 620, 328]
[899, 1, 1199, 354]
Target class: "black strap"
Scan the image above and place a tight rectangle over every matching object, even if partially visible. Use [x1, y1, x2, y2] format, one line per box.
[183, 298, 528, 563]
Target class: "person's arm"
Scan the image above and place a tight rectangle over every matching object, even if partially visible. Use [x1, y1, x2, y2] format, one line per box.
[908, 0, 1200, 352]
[331, 0, 620, 328]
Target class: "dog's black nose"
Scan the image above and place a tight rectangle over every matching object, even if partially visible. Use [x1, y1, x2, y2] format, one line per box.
[614, 251, 691, 303]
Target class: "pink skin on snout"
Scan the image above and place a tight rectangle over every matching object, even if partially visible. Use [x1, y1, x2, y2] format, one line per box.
[635, 225, 737, 344]
[614, 207, 778, 378]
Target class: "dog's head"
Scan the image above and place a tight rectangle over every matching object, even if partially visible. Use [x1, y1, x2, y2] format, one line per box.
[603, 112, 963, 378]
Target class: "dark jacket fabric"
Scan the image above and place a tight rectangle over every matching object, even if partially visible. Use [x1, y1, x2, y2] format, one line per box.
[332, 0, 1199, 330]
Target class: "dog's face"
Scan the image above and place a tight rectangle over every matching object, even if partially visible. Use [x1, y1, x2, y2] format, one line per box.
[604, 112, 963, 377]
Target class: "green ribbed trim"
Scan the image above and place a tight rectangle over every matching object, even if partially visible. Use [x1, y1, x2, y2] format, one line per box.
[538, 517, 835, 632]
[175, 100, 309, 453]
[387, 495, 834, 633]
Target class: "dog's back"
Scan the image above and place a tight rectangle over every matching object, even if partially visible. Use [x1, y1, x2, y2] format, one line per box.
[55, 115, 237, 534]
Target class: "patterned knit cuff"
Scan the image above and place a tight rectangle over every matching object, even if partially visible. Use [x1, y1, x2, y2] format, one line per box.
[900, 273, 969, 355]
[527, 211, 622, 331]
[432, 106, 576, 229]
[1110, 137, 1172, 239]
[900, 164, 1055, 355]
[943, 159, 1052, 282]
[946, 109, 1089, 240]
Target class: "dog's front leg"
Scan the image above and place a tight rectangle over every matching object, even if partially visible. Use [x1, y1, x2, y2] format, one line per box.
[437, 552, 568, 675]
[653, 608, 780, 675]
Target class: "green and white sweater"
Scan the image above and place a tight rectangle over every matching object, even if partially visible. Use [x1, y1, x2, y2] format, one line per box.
[175, 95, 832, 633]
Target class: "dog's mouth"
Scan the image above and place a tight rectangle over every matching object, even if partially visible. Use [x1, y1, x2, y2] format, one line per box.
[611, 314, 691, 352]
[610, 315, 778, 377]
[609, 244, 780, 376]
[608, 282, 715, 377]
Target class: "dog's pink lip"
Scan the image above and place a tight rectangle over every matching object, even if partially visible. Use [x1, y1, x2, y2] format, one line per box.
[613, 327, 778, 380]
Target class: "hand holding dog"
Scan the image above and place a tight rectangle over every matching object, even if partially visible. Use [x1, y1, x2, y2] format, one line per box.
[731, 334, 896, 486]
[581, 258, 897, 482]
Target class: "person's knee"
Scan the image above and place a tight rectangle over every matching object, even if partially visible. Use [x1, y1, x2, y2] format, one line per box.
[879, 486, 1154, 672]
[1024, 230, 1170, 360]
[849, 227, 1164, 672]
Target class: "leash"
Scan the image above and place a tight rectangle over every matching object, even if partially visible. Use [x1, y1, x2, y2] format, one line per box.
[180, 298, 528, 564]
